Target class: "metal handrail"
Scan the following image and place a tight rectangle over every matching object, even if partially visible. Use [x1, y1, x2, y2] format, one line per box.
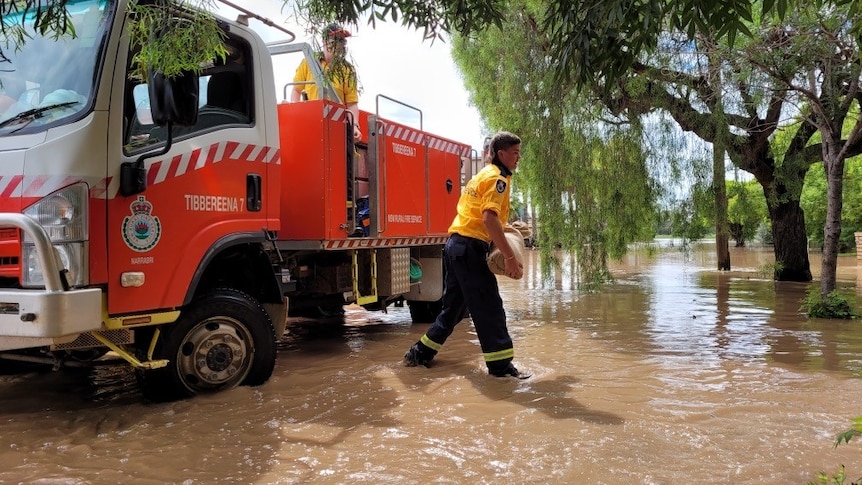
[268, 42, 341, 103]
[375, 94, 423, 131]
[282, 80, 315, 102]
[215, 0, 296, 43]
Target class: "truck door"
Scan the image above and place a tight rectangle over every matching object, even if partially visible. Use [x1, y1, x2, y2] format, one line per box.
[107, 31, 277, 315]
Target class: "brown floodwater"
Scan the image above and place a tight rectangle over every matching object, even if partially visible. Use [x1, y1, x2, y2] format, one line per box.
[1, 243, 862, 484]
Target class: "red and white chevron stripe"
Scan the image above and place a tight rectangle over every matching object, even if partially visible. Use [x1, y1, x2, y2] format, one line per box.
[384, 124, 424, 146]
[323, 104, 349, 122]
[145, 141, 279, 188]
[378, 122, 471, 158]
[0, 174, 108, 199]
[425, 136, 472, 157]
[322, 99, 471, 158]
[0, 175, 23, 198]
[20, 175, 82, 198]
[0, 141, 279, 201]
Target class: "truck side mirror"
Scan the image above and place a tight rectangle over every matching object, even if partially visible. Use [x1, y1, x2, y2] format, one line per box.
[120, 69, 199, 197]
[148, 68, 199, 126]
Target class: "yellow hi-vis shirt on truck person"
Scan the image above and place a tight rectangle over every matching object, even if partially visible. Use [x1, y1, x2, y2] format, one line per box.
[448, 162, 512, 242]
[293, 58, 359, 105]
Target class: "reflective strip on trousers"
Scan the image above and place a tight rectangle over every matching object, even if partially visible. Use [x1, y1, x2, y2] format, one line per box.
[420, 334, 443, 351]
[483, 348, 514, 363]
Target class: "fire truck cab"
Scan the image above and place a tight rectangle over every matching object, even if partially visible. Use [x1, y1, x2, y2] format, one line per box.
[0, 0, 470, 401]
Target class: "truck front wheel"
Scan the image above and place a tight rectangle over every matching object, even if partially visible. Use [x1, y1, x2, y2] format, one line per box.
[141, 288, 277, 402]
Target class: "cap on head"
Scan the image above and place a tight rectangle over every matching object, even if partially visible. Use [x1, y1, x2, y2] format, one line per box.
[324, 23, 351, 42]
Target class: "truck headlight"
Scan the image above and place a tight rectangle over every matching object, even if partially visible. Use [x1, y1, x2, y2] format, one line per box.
[23, 242, 88, 288]
[22, 183, 89, 288]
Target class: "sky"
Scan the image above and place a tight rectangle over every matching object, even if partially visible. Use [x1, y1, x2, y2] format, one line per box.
[212, 1, 488, 153]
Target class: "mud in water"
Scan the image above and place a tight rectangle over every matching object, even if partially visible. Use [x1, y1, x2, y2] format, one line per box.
[0, 243, 861, 484]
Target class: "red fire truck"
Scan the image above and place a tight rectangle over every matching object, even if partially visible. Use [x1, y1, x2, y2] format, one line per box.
[0, 0, 471, 400]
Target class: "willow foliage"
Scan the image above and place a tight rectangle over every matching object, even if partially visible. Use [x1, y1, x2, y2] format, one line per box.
[0, 2, 229, 79]
[292, 0, 799, 92]
[451, 1, 657, 287]
[0, 1, 75, 63]
[582, 8, 849, 282]
[127, 1, 227, 80]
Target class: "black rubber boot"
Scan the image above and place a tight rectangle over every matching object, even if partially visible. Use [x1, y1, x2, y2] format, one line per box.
[403, 342, 435, 367]
[488, 362, 532, 379]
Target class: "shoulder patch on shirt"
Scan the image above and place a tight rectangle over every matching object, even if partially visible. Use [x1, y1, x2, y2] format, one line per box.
[495, 179, 507, 193]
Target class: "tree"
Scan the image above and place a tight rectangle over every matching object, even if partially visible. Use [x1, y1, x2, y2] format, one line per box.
[707, 33, 731, 270]
[6, 1, 853, 99]
[802, 157, 862, 252]
[742, 5, 862, 296]
[451, 1, 862, 285]
[448, 4, 817, 281]
[727, 179, 768, 247]
[585, 17, 825, 281]
[450, 3, 657, 284]
[446, 0, 837, 283]
[669, 189, 713, 243]
[595, 4, 862, 290]
[16, 0, 859, 287]
[297, 0, 862, 287]
[294, 0, 793, 90]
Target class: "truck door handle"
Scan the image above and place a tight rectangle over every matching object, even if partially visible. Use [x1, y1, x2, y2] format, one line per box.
[246, 173, 262, 212]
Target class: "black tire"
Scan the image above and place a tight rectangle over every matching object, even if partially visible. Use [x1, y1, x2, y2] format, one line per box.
[361, 297, 390, 312]
[407, 299, 442, 324]
[141, 288, 276, 402]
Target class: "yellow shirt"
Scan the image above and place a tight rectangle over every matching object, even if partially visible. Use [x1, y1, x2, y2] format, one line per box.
[293, 58, 359, 105]
[448, 163, 511, 242]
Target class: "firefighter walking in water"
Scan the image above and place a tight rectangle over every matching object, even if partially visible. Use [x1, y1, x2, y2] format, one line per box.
[403, 131, 530, 378]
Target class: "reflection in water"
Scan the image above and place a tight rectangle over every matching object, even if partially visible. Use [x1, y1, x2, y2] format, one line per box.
[0, 244, 860, 484]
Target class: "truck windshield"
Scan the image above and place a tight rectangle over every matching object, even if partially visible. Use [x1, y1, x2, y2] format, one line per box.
[0, 0, 112, 135]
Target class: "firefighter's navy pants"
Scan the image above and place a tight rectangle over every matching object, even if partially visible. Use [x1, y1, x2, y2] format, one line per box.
[419, 233, 514, 372]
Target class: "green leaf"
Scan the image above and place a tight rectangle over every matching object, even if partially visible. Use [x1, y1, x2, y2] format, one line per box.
[834, 429, 859, 447]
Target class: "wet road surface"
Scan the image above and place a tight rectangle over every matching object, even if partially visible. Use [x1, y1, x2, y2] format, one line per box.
[0, 244, 861, 484]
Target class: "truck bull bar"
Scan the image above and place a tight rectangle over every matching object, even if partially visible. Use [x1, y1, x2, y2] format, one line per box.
[0, 213, 101, 345]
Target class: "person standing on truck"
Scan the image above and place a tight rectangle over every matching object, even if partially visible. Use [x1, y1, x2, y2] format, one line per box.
[403, 131, 530, 379]
[290, 23, 362, 142]
[482, 137, 492, 164]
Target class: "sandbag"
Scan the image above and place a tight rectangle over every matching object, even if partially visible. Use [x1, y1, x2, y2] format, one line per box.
[487, 225, 526, 278]
[510, 220, 532, 240]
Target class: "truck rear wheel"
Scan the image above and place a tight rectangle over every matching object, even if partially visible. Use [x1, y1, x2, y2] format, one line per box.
[407, 299, 442, 324]
[141, 288, 277, 402]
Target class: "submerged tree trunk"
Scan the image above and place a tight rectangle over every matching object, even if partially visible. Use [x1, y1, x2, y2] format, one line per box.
[820, 151, 845, 296]
[707, 39, 730, 271]
[714, 145, 730, 270]
[769, 199, 812, 281]
[748, 153, 812, 282]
